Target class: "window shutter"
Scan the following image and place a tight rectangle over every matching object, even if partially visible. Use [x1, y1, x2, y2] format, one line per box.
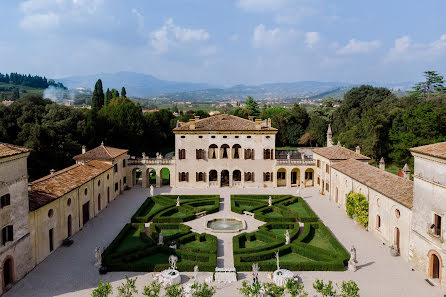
[2, 227, 6, 245]
[263, 149, 266, 159]
[252, 172, 255, 182]
[196, 172, 199, 181]
[179, 172, 181, 181]
[8, 226, 13, 241]
[251, 149, 255, 160]
[186, 172, 189, 182]
[271, 149, 274, 160]
[263, 172, 266, 182]
[244, 172, 247, 181]
[271, 172, 273, 182]
[184, 150, 186, 159]
[196, 149, 198, 159]
[244, 149, 247, 160]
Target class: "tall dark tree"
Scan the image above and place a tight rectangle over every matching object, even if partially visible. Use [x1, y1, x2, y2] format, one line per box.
[412, 71, 445, 98]
[245, 96, 260, 116]
[111, 88, 119, 99]
[91, 79, 105, 110]
[121, 87, 127, 98]
[105, 88, 112, 106]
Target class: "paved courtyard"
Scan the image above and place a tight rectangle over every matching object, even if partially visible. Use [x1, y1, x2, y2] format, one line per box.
[4, 186, 443, 297]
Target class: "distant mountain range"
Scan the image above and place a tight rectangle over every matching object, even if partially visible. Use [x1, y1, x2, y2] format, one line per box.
[55, 71, 414, 100]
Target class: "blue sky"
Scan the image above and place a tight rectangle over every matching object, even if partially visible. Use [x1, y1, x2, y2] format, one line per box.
[1, 0, 446, 86]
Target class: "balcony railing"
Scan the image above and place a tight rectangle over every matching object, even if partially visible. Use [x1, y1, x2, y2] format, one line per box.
[128, 158, 174, 166]
[275, 159, 315, 166]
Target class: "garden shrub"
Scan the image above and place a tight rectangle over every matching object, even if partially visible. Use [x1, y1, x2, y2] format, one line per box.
[345, 191, 369, 227]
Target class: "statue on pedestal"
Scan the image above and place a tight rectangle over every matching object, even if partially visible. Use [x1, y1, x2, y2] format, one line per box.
[150, 185, 154, 196]
[348, 245, 357, 272]
[94, 247, 102, 267]
[169, 255, 178, 270]
[285, 230, 290, 244]
[268, 196, 272, 207]
[193, 265, 199, 279]
[252, 263, 259, 283]
[158, 231, 164, 246]
[275, 250, 280, 271]
[176, 196, 180, 207]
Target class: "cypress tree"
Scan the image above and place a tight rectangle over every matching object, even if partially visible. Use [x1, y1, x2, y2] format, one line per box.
[111, 88, 119, 98]
[121, 87, 127, 97]
[105, 88, 111, 106]
[91, 79, 104, 110]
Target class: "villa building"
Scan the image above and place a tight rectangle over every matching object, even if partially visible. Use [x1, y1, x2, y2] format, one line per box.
[1, 114, 446, 294]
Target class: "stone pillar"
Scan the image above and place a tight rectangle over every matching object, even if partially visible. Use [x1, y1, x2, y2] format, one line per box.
[156, 171, 161, 188]
[300, 170, 306, 188]
[286, 169, 291, 187]
[217, 171, 221, 187]
[229, 171, 233, 187]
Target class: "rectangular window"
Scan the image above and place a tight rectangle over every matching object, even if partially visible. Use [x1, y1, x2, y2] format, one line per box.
[317, 177, 320, 185]
[179, 149, 186, 160]
[376, 215, 381, 229]
[326, 183, 329, 192]
[115, 183, 118, 192]
[123, 177, 127, 184]
[2, 225, 13, 245]
[49, 228, 54, 252]
[0, 194, 11, 208]
[114, 164, 118, 173]
[317, 160, 320, 168]
[434, 214, 442, 237]
[123, 159, 126, 168]
[326, 164, 329, 174]
[179, 172, 189, 182]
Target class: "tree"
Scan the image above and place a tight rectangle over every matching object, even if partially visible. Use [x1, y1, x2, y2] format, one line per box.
[117, 276, 138, 297]
[286, 279, 308, 297]
[91, 281, 112, 297]
[412, 71, 445, 98]
[190, 282, 216, 297]
[346, 191, 369, 227]
[142, 281, 161, 297]
[165, 283, 184, 297]
[105, 88, 112, 106]
[11, 87, 20, 100]
[313, 279, 336, 297]
[91, 79, 105, 110]
[338, 280, 360, 297]
[245, 96, 260, 116]
[111, 88, 120, 98]
[121, 87, 127, 97]
[299, 133, 315, 146]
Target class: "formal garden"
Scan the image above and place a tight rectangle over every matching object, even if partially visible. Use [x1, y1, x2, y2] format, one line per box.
[231, 195, 350, 271]
[102, 195, 220, 272]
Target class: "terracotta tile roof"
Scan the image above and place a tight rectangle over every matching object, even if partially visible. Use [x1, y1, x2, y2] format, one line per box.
[173, 114, 277, 132]
[28, 160, 113, 211]
[331, 158, 413, 209]
[410, 142, 446, 160]
[312, 145, 370, 161]
[0, 142, 29, 158]
[73, 144, 128, 161]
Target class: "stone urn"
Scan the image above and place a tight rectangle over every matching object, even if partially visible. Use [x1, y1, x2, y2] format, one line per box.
[390, 246, 400, 257]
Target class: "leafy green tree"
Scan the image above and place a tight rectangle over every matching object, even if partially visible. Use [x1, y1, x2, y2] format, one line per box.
[232, 107, 252, 119]
[117, 276, 138, 297]
[260, 106, 289, 146]
[142, 281, 161, 297]
[121, 87, 127, 97]
[286, 279, 308, 297]
[105, 88, 112, 106]
[263, 282, 285, 297]
[91, 79, 105, 110]
[239, 281, 262, 297]
[245, 96, 260, 116]
[346, 191, 369, 227]
[91, 281, 112, 297]
[313, 279, 336, 297]
[165, 283, 184, 297]
[11, 87, 20, 100]
[190, 282, 216, 297]
[338, 280, 360, 297]
[412, 71, 445, 98]
[111, 88, 120, 98]
[286, 103, 310, 146]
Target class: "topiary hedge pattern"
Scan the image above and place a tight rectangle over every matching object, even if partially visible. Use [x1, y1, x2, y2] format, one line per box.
[232, 195, 349, 271]
[102, 195, 219, 272]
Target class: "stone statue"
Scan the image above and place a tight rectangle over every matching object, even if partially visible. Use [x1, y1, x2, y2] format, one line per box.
[268, 196, 272, 207]
[275, 250, 280, 271]
[158, 231, 164, 245]
[252, 263, 259, 283]
[287, 152, 290, 161]
[150, 185, 154, 196]
[94, 247, 102, 267]
[285, 230, 290, 244]
[193, 265, 199, 279]
[156, 152, 159, 158]
[176, 196, 180, 207]
[169, 255, 178, 270]
[142, 152, 146, 159]
[350, 245, 357, 263]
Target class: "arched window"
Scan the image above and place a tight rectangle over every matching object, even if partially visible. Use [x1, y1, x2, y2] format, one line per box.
[232, 144, 241, 159]
[233, 170, 241, 181]
[209, 170, 218, 181]
[221, 144, 230, 159]
[209, 145, 218, 159]
[376, 215, 381, 229]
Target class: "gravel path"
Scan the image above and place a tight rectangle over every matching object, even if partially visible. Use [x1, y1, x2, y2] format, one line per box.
[4, 186, 442, 297]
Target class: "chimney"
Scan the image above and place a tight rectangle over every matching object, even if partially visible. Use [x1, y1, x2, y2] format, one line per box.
[248, 116, 254, 122]
[189, 118, 196, 129]
[268, 118, 272, 127]
[403, 163, 411, 180]
[379, 157, 385, 170]
[50, 169, 55, 175]
[194, 116, 200, 121]
[101, 141, 104, 146]
[255, 118, 262, 129]
[355, 146, 361, 154]
[82, 145, 86, 154]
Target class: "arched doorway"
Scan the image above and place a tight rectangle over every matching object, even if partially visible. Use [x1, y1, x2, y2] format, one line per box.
[430, 253, 441, 281]
[148, 169, 156, 185]
[220, 144, 230, 159]
[394, 227, 400, 250]
[2, 257, 14, 291]
[277, 168, 286, 187]
[160, 168, 170, 186]
[221, 170, 229, 187]
[67, 215, 72, 237]
[291, 168, 300, 186]
[132, 168, 142, 186]
[305, 168, 314, 187]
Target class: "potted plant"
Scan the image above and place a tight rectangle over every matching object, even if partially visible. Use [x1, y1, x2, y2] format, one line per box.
[390, 245, 400, 257]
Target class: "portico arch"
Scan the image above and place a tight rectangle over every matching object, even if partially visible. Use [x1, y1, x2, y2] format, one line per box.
[160, 168, 170, 187]
[148, 169, 156, 185]
[232, 144, 241, 159]
[2, 256, 14, 292]
[132, 168, 142, 186]
[277, 168, 286, 187]
[291, 168, 300, 186]
[305, 168, 314, 187]
[428, 250, 443, 284]
[209, 144, 218, 159]
[220, 144, 230, 159]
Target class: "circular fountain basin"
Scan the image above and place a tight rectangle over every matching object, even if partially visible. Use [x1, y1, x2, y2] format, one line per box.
[205, 218, 246, 233]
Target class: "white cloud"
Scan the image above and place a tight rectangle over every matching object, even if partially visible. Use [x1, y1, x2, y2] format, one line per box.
[236, 0, 288, 12]
[384, 34, 446, 63]
[131, 9, 144, 35]
[336, 39, 381, 55]
[305, 32, 320, 48]
[150, 18, 210, 54]
[229, 34, 239, 41]
[20, 12, 60, 30]
[252, 24, 296, 48]
[199, 45, 217, 56]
